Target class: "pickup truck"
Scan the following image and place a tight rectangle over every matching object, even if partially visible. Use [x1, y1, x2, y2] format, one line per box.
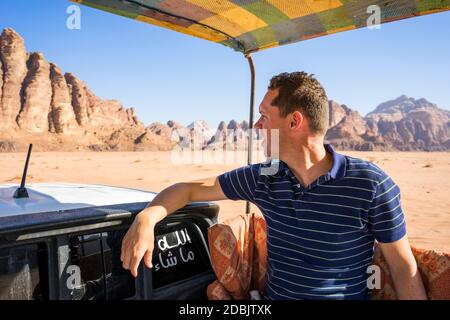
[0, 182, 218, 300]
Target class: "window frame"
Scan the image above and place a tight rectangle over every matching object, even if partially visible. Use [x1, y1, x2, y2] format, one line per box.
[0, 201, 219, 300]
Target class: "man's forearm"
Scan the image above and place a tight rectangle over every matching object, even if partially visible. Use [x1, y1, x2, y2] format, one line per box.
[139, 183, 191, 225]
[121, 176, 224, 276]
[392, 267, 427, 300]
[380, 236, 428, 300]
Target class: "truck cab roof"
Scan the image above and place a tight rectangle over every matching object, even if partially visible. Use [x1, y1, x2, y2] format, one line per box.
[0, 183, 218, 241]
[0, 183, 157, 217]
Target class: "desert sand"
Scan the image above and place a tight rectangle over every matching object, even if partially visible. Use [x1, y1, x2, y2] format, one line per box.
[1, 150, 448, 252]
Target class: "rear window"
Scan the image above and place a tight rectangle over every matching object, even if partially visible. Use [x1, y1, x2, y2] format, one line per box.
[0, 242, 48, 300]
[68, 228, 135, 300]
[152, 221, 212, 289]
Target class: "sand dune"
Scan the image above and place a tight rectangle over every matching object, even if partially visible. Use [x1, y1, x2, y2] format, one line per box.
[0, 151, 448, 252]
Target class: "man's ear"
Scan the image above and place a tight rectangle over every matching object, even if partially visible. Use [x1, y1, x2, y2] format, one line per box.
[291, 111, 303, 129]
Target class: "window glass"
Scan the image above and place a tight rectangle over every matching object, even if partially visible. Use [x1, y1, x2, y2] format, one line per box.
[0, 243, 48, 300]
[152, 222, 212, 289]
[68, 228, 135, 300]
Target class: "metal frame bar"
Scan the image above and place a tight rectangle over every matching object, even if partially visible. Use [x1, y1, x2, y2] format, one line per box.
[245, 54, 255, 214]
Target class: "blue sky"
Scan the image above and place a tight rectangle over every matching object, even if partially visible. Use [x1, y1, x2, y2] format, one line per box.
[1, 0, 449, 129]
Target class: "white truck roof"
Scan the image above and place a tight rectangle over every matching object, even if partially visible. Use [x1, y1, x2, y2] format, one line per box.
[0, 183, 156, 217]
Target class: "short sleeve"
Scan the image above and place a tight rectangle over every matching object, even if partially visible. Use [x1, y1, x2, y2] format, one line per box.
[218, 164, 260, 202]
[368, 173, 407, 243]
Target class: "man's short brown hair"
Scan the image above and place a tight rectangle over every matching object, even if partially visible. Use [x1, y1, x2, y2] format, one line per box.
[268, 72, 329, 135]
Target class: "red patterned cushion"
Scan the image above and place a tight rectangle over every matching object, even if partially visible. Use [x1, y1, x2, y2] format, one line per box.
[371, 245, 450, 300]
[207, 213, 254, 299]
[251, 213, 267, 292]
[207, 212, 267, 300]
[207, 280, 233, 300]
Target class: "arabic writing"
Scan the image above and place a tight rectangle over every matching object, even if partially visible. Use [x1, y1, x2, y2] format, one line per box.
[153, 228, 196, 272]
[157, 228, 192, 251]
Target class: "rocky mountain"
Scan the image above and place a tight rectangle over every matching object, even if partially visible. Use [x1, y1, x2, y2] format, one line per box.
[325, 97, 450, 151]
[366, 96, 450, 150]
[187, 120, 214, 147]
[207, 120, 250, 150]
[0, 28, 173, 152]
[1, 28, 448, 152]
[325, 100, 386, 151]
[147, 120, 215, 149]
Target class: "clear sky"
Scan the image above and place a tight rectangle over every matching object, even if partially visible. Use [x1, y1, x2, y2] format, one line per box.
[1, 0, 449, 129]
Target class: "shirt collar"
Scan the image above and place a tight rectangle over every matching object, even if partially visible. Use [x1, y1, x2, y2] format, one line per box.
[269, 144, 346, 180]
[325, 143, 346, 180]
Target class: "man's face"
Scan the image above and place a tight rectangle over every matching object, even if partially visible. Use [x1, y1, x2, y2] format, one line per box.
[254, 89, 291, 158]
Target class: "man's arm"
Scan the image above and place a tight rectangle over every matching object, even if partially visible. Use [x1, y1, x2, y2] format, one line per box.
[120, 176, 227, 277]
[366, 170, 426, 299]
[379, 235, 427, 300]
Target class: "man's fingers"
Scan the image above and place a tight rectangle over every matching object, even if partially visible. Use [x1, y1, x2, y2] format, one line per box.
[120, 235, 128, 263]
[121, 234, 132, 270]
[119, 215, 155, 277]
[122, 249, 131, 271]
[143, 250, 153, 269]
[130, 247, 145, 277]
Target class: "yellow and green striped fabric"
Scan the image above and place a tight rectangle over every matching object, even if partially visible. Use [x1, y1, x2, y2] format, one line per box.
[72, 0, 450, 54]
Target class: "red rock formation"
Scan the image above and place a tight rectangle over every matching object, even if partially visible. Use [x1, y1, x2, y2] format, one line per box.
[0, 28, 27, 129]
[328, 100, 348, 127]
[0, 28, 150, 151]
[134, 128, 176, 151]
[17, 52, 52, 132]
[64, 72, 89, 127]
[1, 28, 448, 152]
[365, 96, 450, 151]
[49, 63, 79, 134]
[207, 120, 248, 150]
[326, 101, 367, 140]
[0, 55, 3, 111]
[325, 97, 450, 151]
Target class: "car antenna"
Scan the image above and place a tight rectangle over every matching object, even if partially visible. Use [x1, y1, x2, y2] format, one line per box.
[13, 143, 33, 199]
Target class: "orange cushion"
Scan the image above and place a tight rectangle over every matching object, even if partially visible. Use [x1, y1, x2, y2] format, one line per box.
[207, 212, 268, 300]
[371, 245, 450, 300]
[251, 213, 267, 293]
[207, 280, 233, 300]
[207, 213, 254, 299]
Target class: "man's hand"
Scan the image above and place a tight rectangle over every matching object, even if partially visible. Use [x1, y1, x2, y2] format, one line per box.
[120, 177, 227, 277]
[120, 210, 157, 277]
[379, 235, 428, 300]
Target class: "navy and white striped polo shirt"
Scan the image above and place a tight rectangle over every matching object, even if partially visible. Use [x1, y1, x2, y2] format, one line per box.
[218, 144, 406, 300]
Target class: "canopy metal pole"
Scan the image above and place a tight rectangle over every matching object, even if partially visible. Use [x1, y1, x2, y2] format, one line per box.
[245, 54, 255, 214]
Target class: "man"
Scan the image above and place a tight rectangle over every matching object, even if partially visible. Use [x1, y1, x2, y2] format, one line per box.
[120, 72, 426, 300]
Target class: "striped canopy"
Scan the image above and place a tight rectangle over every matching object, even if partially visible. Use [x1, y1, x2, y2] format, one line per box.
[72, 0, 450, 54]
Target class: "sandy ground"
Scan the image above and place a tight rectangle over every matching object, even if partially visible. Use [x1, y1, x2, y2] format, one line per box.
[1, 151, 449, 252]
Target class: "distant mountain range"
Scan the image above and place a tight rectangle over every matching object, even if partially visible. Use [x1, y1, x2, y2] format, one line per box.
[0, 28, 449, 152]
[326, 96, 450, 151]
